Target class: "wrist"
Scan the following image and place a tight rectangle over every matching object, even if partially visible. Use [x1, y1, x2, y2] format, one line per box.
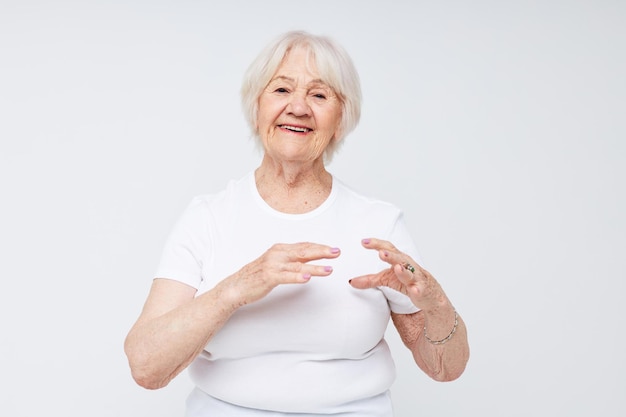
[212, 278, 247, 312]
[422, 303, 458, 345]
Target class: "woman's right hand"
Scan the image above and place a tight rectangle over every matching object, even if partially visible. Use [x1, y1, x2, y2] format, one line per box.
[125, 242, 340, 389]
[217, 242, 341, 308]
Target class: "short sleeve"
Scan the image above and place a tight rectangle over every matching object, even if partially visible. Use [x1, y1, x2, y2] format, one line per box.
[380, 211, 422, 314]
[154, 196, 213, 289]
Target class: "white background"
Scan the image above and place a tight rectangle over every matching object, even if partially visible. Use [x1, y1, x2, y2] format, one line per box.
[1, 1, 624, 416]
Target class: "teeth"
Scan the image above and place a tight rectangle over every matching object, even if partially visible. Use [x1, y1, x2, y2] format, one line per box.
[281, 125, 310, 132]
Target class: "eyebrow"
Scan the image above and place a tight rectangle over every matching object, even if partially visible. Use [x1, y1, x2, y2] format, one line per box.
[269, 76, 331, 88]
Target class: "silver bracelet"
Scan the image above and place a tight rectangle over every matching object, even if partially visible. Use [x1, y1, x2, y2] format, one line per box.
[424, 310, 458, 345]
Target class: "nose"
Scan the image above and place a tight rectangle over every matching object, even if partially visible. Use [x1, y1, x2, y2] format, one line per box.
[286, 90, 311, 117]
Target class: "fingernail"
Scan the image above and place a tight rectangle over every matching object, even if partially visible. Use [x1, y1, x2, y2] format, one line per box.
[331, 247, 340, 254]
[324, 266, 333, 272]
[362, 238, 370, 244]
[302, 273, 311, 281]
[348, 279, 352, 284]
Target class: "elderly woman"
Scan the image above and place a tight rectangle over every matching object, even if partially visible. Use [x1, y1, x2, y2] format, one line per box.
[124, 31, 469, 416]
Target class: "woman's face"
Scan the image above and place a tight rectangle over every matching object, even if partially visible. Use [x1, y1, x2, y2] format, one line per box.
[257, 46, 342, 165]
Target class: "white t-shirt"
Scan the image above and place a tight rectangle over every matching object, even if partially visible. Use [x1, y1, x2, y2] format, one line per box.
[156, 172, 421, 415]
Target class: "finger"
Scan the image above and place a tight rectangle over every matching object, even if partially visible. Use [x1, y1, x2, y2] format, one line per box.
[391, 263, 437, 304]
[348, 274, 382, 290]
[361, 238, 412, 268]
[377, 246, 405, 266]
[284, 262, 335, 279]
[285, 243, 339, 280]
[281, 242, 341, 263]
[361, 238, 398, 252]
[379, 249, 422, 276]
[393, 263, 416, 286]
[349, 270, 402, 292]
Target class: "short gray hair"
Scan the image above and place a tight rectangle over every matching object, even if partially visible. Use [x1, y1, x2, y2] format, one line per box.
[241, 31, 362, 160]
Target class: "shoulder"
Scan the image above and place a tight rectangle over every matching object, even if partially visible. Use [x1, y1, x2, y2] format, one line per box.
[186, 172, 254, 212]
[333, 176, 403, 218]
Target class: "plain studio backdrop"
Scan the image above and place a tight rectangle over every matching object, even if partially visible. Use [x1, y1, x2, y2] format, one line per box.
[1, 1, 624, 416]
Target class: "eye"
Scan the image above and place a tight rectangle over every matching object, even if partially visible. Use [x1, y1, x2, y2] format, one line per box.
[313, 93, 327, 99]
[274, 87, 289, 93]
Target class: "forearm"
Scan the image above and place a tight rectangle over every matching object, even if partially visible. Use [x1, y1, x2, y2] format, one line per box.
[125, 242, 341, 389]
[392, 306, 469, 381]
[124, 283, 237, 389]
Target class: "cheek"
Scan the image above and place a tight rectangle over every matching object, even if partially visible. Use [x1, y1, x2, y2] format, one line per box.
[326, 103, 342, 126]
[257, 100, 283, 129]
[256, 97, 271, 125]
[256, 110, 272, 134]
[324, 110, 342, 136]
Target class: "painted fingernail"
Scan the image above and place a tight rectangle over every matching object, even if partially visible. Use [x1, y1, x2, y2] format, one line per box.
[302, 273, 311, 281]
[362, 238, 370, 244]
[324, 266, 333, 272]
[331, 247, 340, 254]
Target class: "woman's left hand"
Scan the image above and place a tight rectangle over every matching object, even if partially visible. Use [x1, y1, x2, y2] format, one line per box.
[349, 238, 448, 311]
[351, 238, 469, 381]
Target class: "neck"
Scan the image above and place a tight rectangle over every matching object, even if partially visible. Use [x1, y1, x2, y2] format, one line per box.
[255, 156, 332, 214]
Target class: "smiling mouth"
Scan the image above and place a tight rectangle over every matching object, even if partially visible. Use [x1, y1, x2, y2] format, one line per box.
[279, 124, 312, 133]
